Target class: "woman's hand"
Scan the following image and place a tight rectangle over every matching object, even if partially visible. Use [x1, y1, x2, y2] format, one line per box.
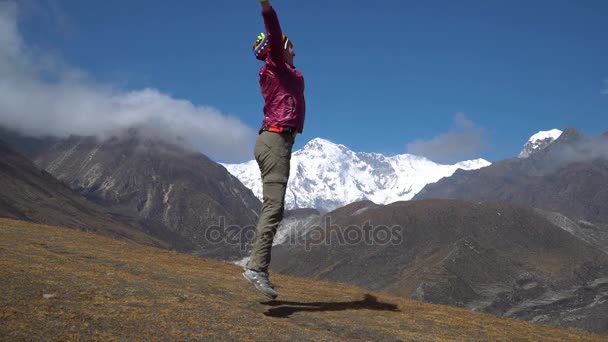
[259, 0, 271, 12]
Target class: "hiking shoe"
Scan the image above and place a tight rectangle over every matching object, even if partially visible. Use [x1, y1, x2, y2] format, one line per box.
[243, 269, 278, 299]
[243, 268, 276, 289]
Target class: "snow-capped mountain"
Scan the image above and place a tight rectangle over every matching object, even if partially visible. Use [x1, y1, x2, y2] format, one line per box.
[518, 129, 563, 158]
[222, 138, 490, 212]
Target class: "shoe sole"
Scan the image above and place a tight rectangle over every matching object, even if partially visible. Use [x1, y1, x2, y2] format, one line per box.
[242, 273, 278, 299]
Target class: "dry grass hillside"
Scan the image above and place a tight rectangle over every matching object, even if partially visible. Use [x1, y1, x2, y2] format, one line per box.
[0, 218, 603, 341]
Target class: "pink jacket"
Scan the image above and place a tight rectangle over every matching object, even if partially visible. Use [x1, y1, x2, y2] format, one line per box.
[259, 7, 306, 133]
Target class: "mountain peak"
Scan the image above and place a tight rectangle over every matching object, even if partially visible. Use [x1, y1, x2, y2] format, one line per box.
[302, 137, 344, 150]
[223, 138, 491, 212]
[529, 129, 563, 142]
[298, 137, 352, 158]
[518, 129, 562, 158]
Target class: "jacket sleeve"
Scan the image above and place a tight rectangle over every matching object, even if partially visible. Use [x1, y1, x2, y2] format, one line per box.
[262, 7, 284, 65]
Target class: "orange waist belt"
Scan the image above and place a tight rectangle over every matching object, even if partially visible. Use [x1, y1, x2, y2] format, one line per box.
[268, 124, 286, 133]
[263, 124, 297, 136]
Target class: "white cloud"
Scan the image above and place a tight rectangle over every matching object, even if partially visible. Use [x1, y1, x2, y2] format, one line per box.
[405, 112, 486, 164]
[0, 1, 256, 162]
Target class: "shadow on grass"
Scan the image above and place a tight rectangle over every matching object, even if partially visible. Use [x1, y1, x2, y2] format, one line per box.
[260, 294, 400, 318]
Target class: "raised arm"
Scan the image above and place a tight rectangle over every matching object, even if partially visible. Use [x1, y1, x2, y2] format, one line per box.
[259, 0, 285, 64]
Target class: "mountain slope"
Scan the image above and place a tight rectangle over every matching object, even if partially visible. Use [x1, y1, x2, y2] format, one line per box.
[0, 218, 602, 341]
[270, 199, 608, 333]
[415, 128, 608, 225]
[0, 126, 58, 160]
[536, 209, 608, 254]
[0, 137, 165, 248]
[223, 137, 490, 212]
[32, 131, 261, 259]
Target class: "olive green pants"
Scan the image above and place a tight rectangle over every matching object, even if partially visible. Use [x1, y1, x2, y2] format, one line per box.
[246, 131, 294, 273]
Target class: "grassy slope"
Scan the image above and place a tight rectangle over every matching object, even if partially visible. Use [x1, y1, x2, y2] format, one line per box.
[0, 218, 603, 341]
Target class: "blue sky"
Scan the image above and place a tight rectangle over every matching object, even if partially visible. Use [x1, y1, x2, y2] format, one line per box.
[6, 0, 608, 163]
